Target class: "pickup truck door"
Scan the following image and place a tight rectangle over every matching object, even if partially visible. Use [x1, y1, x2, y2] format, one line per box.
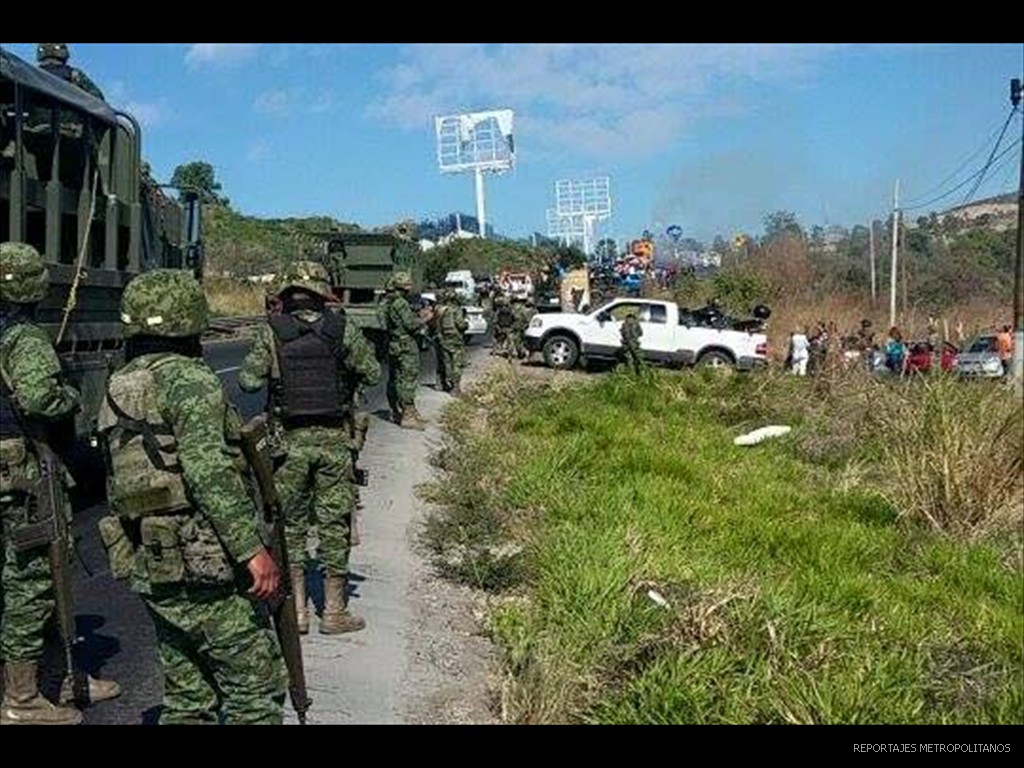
[634, 303, 676, 359]
[593, 302, 676, 360]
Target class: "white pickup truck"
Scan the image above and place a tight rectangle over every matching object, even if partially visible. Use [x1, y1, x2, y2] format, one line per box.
[524, 298, 768, 371]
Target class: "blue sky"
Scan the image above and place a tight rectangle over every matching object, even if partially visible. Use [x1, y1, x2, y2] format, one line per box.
[3, 43, 1021, 246]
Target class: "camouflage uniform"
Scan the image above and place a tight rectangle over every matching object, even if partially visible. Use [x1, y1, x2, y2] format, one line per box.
[511, 299, 535, 360]
[1, 242, 118, 725]
[36, 43, 105, 101]
[620, 314, 644, 375]
[239, 262, 380, 635]
[490, 296, 516, 359]
[430, 291, 468, 393]
[97, 269, 285, 725]
[380, 272, 426, 429]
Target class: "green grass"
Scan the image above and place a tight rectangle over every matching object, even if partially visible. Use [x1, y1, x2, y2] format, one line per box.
[422, 367, 1023, 724]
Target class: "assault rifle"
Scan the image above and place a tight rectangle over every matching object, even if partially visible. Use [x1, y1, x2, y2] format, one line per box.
[9, 432, 89, 705]
[239, 415, 311, 725]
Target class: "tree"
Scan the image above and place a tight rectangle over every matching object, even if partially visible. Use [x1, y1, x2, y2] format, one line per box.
[595, 238, 618, 263]
[170, 161, 229, 206]
[762, 210, 804, 242]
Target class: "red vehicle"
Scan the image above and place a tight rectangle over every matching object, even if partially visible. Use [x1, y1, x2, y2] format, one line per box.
[905, 341, 957, 374]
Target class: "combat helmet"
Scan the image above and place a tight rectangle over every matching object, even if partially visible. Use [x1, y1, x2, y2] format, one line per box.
[279, 260, 332, 299]
[37, 43, 69, 63]
[441, 288, 459, 304]
[392, 271, 413, 291]
[0, 242, 49, 305]
[120, 269, 208, 338]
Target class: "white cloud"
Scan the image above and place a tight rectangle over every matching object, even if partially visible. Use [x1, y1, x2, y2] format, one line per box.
[367, 43, 847, 159]
[253, 89, 291, 117]
[246, 139, 272, 162]
[184, 44, 259, 68]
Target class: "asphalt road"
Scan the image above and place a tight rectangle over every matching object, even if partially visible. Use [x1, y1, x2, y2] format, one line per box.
[68, 332, 470, 724]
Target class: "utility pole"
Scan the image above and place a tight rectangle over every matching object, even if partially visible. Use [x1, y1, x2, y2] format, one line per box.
[900, 218, 908, 319]
[869, 220, 877, 306]
[890, 179, 900, 329]
[1012, 70, 1023, 391]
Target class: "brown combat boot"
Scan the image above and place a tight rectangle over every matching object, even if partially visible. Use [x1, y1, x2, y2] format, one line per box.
[319, 576, 366, 634]
[1, 661, 83, 725]
[399, 406, 427, 431]
[59, 674, 122, 705]
[290, 566, 309, 635]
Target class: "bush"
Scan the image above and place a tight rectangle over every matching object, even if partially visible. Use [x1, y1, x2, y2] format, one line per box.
[867, 376, 1024, 538]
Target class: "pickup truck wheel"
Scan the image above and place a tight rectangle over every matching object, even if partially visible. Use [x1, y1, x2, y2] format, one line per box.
[543, 334, 579, 369]
[697, 350, 735, 372]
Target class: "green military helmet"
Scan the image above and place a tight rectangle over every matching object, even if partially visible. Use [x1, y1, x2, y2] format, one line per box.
[493, 294, 509, 306]
[120, 269, 209, 338]
[441, 288, 459, 304]
[392, 271, 413, 291]
[280, 259, 332, 298]
[37, 43, 69, 63]
[0, 242, 50, 304]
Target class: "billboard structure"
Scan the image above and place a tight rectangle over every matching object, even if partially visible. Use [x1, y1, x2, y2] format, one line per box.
[435, 109, 515, 239]
[551, 176, 612, 255]
[546, 208, 586, 245]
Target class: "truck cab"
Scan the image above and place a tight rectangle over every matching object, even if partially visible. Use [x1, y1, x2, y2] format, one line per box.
[443, 269, 476, 304]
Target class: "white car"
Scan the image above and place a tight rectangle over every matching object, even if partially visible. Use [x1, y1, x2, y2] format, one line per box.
[524, 298, 768, 371]
[954, 335, 1005, 378]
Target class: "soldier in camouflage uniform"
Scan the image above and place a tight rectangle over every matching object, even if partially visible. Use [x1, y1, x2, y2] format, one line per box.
[239, 261, 380, 635]
[380, 272, 426, 430]
[620, 312, 644, 375]
[490, 294, 516, 359]
[511, 296, 535, 361]
[430, 290, 469, 394]
[1, 242, 120, 726]
[36, 44, 105, 101]
[96, 269, 285, 724]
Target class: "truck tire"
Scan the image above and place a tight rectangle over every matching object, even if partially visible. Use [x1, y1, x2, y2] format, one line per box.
[543, 334, 580, 370]
[697, 349, 735, 371]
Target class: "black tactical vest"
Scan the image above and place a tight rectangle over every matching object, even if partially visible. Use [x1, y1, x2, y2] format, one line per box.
[0, 319, 26, 441]
[269, 311, 349, 428]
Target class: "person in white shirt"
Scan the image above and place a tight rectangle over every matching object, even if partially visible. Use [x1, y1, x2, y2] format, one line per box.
[790, 327, 810, 376]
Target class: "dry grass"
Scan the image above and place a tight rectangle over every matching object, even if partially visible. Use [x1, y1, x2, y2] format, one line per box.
[765, 295, 1012, 364]
[204, 276, 267, 317]
[867, 376, 1024, 539]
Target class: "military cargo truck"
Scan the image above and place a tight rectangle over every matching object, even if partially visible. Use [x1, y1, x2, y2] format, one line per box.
[315, 231, 422, 354]
[1, 47, 203, 449]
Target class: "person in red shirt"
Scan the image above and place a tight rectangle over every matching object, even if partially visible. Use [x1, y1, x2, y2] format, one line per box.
[996, 324, 1014, 376]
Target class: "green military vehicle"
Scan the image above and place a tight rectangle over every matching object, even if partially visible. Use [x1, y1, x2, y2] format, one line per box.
[314, 230, 423, 355]
[1, 47, 203, 462]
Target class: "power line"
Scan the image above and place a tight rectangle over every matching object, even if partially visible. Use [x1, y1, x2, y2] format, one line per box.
[902, 108, 1016, 206]
[958, 105, 1021, 207]
[902, 136, 1022, 212]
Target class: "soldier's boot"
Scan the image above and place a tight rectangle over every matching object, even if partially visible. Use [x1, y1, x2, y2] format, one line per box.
[451, 381, 462, 396]
[319, 576, 366, 634]
[1, 661, 83, 725]
[59, 674, 122, 705]
[290, 565, 310, 635]
[399, 406, 427, 431]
